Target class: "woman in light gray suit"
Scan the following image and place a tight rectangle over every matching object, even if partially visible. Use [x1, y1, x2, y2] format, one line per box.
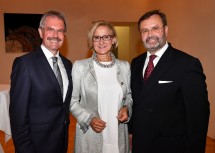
[70, 21, 132, 153]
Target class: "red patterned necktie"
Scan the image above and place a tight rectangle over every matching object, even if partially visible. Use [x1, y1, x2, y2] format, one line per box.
[143, 55, 157, 81]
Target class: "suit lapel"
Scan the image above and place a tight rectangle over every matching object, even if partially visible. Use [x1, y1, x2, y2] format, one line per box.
[89, 58, 97, 81]
[88, 58, 99, 113]
[60, 54, 72, 102]
[142, 47, 174, 97]
[132, 53, 147, 85]
[37, 48, 63, 97]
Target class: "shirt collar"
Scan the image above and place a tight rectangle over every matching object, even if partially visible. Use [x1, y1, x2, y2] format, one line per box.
[41, 44, 60, 60]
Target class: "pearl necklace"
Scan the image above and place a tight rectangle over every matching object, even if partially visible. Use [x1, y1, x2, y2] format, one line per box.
[93, 52, 116, 68]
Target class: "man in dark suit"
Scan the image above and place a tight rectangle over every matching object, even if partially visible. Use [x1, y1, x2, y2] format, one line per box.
[129, 10, 210, 153]
[9, 10, 73, 153]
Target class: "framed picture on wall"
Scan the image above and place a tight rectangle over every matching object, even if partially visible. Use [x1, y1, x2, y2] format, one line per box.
[4, 13, 43, 53]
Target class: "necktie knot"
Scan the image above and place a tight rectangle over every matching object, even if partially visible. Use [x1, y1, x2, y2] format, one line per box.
[149, 55, 157, 62]
[52, 56, 58, 64]
[143, 55, 157, 81]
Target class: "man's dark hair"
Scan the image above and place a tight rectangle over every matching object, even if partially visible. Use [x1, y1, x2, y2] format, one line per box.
[138, 10, 167, 31]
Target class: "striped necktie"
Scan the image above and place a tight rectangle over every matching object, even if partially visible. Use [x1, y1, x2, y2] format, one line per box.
[52, 56, 63, 95]
[143, 55, 157, 81]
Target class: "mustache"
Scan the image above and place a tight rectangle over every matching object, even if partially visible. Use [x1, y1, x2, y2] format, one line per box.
[47, 37, 62, 42]
[146, 36, 159, 43]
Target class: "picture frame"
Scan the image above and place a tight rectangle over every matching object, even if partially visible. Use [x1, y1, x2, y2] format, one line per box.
[4, 13, 43, 53]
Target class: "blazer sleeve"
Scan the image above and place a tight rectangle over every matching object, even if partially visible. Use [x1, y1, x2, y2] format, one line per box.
[69, 61, 93, 133]
[181, 58, 210, 153]
[9, 57, 36, 153]
[121, 61, 133, 121]
[128, 59, 136, 134]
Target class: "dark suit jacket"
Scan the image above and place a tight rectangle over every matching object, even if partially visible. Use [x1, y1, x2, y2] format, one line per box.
[129, 44, 210, 153]
[9, 47, 73, 153]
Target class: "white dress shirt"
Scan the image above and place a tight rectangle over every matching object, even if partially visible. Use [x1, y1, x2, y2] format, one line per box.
[41, 45, 68, 101]
[142, 42, 169, 77]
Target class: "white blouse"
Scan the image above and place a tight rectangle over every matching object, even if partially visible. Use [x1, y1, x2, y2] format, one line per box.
[94, 61, 123, 153]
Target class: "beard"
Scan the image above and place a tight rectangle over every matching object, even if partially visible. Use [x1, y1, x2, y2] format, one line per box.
[143, 35, 166, 52]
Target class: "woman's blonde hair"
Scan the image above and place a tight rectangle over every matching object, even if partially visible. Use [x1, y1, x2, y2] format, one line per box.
[88, 20, 118, 50]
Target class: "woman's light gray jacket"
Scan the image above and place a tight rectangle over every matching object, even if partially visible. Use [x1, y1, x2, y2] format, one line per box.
[70, 57, 132, 153]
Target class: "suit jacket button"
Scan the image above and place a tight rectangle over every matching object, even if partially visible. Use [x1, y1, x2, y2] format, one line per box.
[121, 82, 123, 85]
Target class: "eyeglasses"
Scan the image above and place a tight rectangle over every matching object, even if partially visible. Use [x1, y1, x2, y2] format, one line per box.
[92, 35, 113, 42]
[40, 27, 66, 35]
[140, 26, 164, 35]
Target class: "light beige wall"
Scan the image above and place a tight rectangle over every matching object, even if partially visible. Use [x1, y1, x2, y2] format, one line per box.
[0, 0, 214, 138]
[0, 0, 144, 84]
[113, 22, 143, 63]
[115, 26, 130, 62]
[129, 23, 146, 61]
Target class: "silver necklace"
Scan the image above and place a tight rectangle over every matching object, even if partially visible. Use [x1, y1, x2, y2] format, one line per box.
[93, 52, 116, 68]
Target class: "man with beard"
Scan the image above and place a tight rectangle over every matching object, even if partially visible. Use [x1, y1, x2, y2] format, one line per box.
[10, 11, 73, 153]
[128, 10, 210, 153]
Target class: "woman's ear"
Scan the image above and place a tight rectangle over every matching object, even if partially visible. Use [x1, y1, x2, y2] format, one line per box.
[112, 37, 116, 45]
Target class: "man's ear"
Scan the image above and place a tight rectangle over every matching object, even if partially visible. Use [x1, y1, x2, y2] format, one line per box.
[38, 27, 43, 38]
[164, 26, 168, 36]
